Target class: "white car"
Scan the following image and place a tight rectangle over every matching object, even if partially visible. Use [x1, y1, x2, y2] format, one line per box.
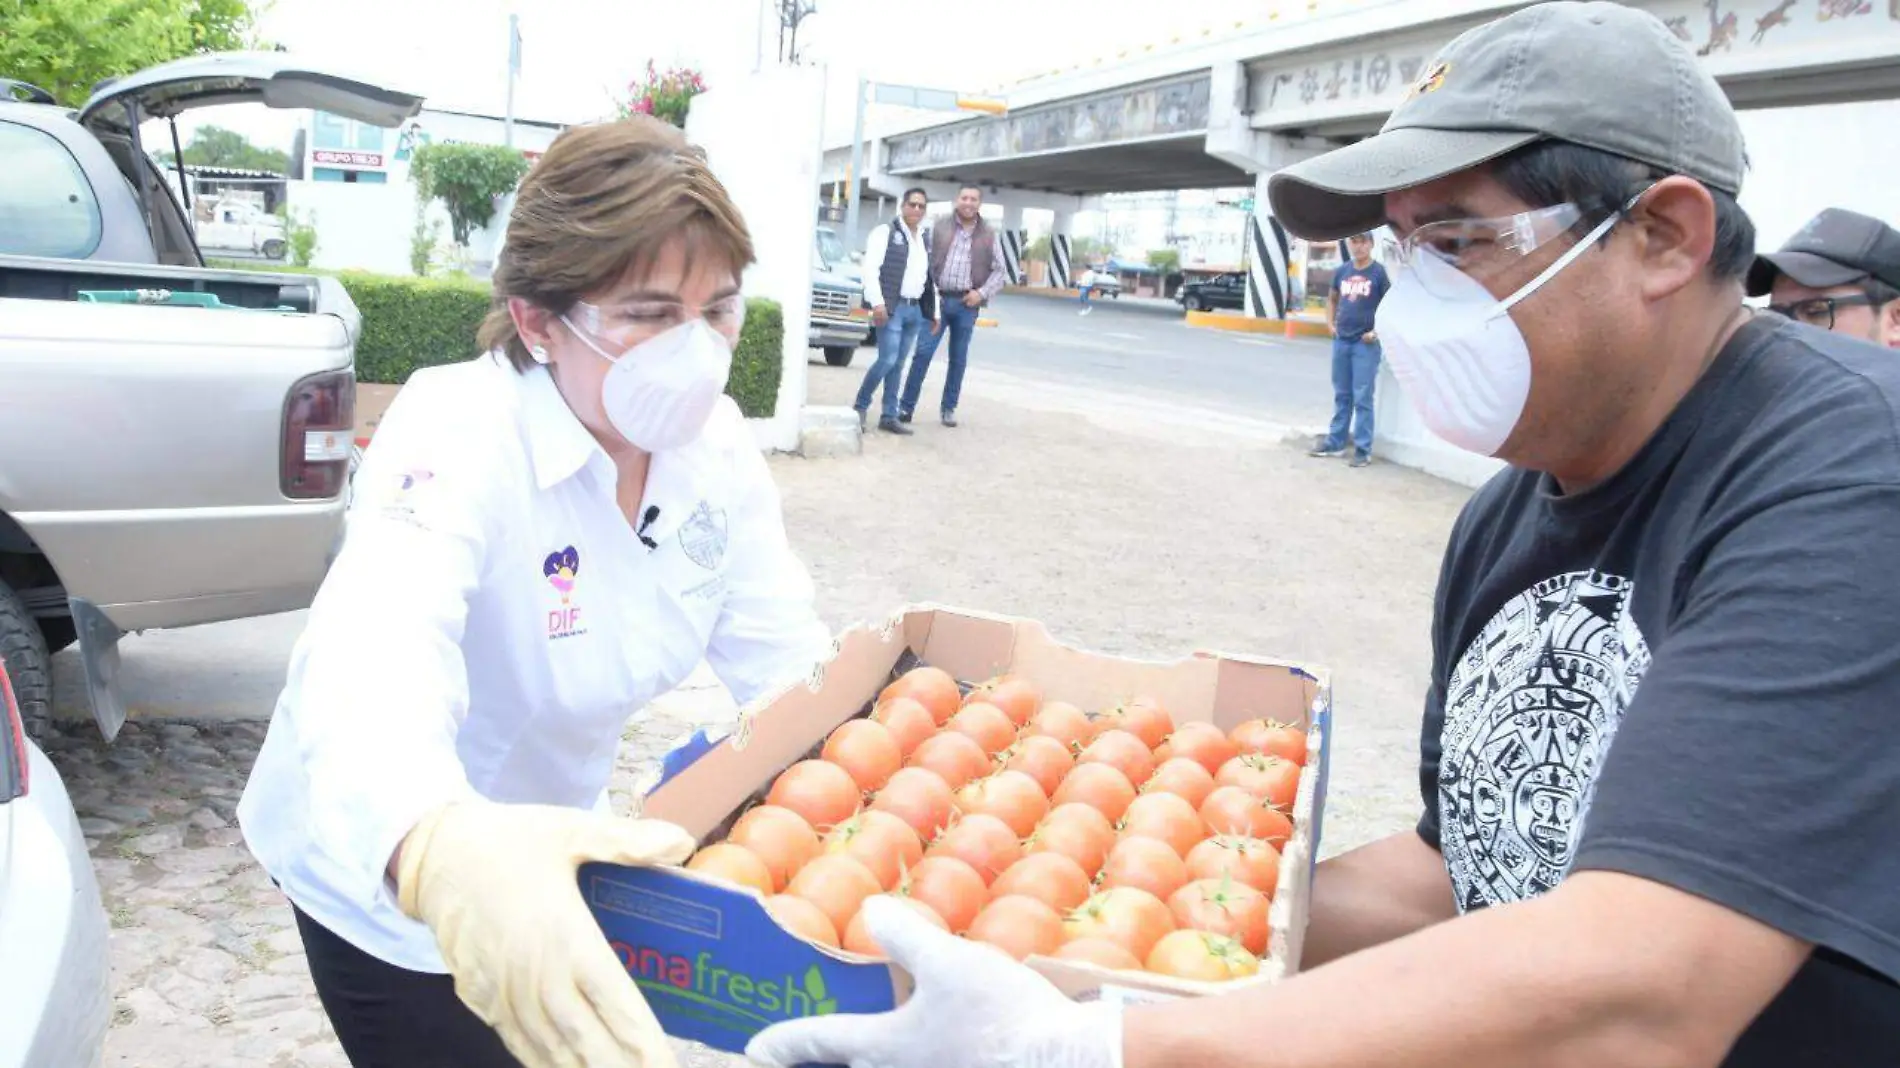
[0, 661, 110, 1068]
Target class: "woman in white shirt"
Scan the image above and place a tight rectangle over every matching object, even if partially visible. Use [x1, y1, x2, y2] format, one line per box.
[238, 117, 831, 1068]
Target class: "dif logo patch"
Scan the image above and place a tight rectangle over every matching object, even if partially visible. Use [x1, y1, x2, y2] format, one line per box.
[542, 545, 586, 639]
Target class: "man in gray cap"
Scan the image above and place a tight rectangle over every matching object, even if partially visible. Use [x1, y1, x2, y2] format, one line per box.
[745, 5, 1900, 1068]
[1751, 207, 1900, 349]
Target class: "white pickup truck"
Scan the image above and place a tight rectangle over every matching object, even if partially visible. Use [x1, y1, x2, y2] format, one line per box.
[0, 54, 422, 738]
[192, 196, 288, 260]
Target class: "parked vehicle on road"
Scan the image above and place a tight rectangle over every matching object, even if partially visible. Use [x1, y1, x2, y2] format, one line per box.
[0, 52, 422, 737]
[809, 225, 872, 367]
[0, 660, 109, 1068]
[1175, 271, 1247, 312]
[192, 195, 287, 259]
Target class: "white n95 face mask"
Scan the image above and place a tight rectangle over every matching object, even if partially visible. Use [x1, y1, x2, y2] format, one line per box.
[558, 316, 733, 452]
[1373, 208, 1625, 457]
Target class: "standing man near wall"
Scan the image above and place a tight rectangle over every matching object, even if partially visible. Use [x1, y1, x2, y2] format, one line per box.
[1750, 208, 1900, 349]
[900, 184, 1007, 428]
[855, 188, 939, 435]
[1310, 232, 1390, 467]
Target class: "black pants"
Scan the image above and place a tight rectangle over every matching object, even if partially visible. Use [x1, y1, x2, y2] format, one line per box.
[293, 904, 522, 1067]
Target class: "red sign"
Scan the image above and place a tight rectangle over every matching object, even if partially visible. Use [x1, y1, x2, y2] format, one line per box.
[313, 150, 385, 168]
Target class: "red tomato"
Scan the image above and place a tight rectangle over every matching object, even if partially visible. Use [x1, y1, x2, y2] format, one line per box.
[907, 731, 992, 790]
[1184, 835, 1281, 897]
[1078, 729, 1157, 787]
[727, 805, 821, 892]
[969, 675, 1044, 727]
[685, 843, 774, 896]
[1111, 697, 1175, 750]
[843, 895, 948, 958]
[947, 702, 1019, 755]
[1052, 762, 1138, 822]
[870, 766, 957, 840]
[786, 854, 881, 936]
[763, 893, 840, 948]
[925, 813, 1023, 885]
[1163, 722, 1241, 777]
[968, 894, 1066, 961]
[1098, 835, 1191, 902]
[1023, 701, 1092, 748]
[1025, 803, 1117, 877]
[1145, 929, 1259, 981]
[899, 855, 988, 933]
[1168, 877, 1270, 956]
[1214, 754, 1301, 813]
[1053, 937, 1144, 971]
[1003, 734, 1075, 796]
[1061, 887, 1176, 963]
[823, 810, 924, 890]
[1117, 791, 1207, 858]
[1142, 756, 1216, 810]
[871, 697, 938, 757]
[879, 667, 963, 725]
[1198, 786, 1293, 847]
[766, 759, 863, 832]
[822, 719, 905, 792]
[990, 851, 1094, 914]
[955, 770, 1050, 838]
[1230, 717, 1308, 766]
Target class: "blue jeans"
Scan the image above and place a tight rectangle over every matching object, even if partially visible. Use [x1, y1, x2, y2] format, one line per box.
[1325, 337, 1381, 455]
[855, 302, 924, 419]
[902, 297, 978, 416]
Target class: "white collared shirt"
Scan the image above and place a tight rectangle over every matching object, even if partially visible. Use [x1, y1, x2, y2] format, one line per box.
[237, 352, 831, 972]
[862, 218, 929, 306]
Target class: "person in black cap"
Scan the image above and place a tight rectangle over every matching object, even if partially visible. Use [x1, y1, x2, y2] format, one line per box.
[1751, 208, 1900, 349]
[746, 4, 1900, 1068]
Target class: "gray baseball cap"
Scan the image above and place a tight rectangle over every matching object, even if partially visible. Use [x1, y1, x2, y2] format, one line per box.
[1267, 1, 1747, 241]
[1747, 208, 1900, 297]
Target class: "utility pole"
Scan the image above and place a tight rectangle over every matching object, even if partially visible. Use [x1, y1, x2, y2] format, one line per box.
[845, 75, 866, 249]
[504, 14, 520, 147]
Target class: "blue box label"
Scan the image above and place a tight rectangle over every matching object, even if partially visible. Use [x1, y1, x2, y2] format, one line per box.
[580, 862, 897, 1057]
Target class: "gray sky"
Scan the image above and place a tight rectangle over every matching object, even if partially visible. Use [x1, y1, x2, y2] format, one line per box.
[182, 0, 1264, 149]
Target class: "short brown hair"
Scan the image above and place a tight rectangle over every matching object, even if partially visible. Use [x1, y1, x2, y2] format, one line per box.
[478, 116, 755, 371]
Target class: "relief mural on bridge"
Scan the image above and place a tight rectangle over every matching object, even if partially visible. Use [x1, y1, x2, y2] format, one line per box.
[1251, 0, 1898, 125]
[885, 76, 1211, 172]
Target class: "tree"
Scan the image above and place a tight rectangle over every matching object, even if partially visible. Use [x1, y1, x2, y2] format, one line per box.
[159, 124, 290, 173]
[1146, 249, 1181, 274]
[0, 0, 258, 107]
[410, 143, 532, 246]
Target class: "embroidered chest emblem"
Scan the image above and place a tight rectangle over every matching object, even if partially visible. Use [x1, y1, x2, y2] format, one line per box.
[678, 501, 729, 570]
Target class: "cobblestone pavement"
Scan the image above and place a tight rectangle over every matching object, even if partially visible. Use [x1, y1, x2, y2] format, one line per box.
[33, 358, 1471, 1066]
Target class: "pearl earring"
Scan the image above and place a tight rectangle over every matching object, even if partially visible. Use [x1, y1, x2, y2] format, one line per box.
[530, 344, 549, 364]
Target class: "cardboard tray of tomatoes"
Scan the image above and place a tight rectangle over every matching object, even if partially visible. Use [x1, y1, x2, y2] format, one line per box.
[579, 603, 1332, 1057]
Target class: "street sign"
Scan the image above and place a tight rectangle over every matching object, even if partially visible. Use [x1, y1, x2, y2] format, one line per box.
[1237, 197, 1255, 212]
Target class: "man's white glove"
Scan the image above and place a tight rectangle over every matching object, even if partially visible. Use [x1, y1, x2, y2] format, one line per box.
[744, 895, 1124, 1068]
[396, 801, 697, 1068]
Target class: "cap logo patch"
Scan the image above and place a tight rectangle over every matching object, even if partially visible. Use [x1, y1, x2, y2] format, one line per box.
[1403, 62, 1449, 101]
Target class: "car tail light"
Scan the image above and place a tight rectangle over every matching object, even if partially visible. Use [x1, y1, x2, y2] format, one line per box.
[281, 368, 356, 500]
[1, 660, 27, 801]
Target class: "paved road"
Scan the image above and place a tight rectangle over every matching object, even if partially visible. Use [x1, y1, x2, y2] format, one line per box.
[946, 293, 1337, 432]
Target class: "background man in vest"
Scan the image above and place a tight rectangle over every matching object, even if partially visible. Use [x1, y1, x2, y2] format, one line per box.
[900, 184, 1007, 428]
[856, 188, 939, 434]
[1750, 208, 1900, 349]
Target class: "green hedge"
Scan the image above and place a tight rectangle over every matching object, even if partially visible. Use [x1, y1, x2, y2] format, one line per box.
[208, 262, 784, 416]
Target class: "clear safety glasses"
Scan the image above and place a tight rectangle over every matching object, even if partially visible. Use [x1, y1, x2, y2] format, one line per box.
[1380, 202, 1585, 299]
[565, 294, 744, 356]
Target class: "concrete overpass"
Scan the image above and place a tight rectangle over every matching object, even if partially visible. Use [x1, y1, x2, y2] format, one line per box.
[822, 0, 1900, 304]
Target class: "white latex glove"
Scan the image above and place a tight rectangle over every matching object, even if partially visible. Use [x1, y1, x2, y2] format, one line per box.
[744, 895, 1124, 1068]
[396, 801, 697, 1068]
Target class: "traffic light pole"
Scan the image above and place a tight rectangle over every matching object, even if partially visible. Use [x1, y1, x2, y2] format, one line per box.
[846, 76, 866, 250]
[842, 79, 1005, 247]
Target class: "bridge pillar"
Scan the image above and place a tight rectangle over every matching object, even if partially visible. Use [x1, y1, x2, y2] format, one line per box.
[1245, 172, 1297, 321]
[1049, 209, 1076, 289]
[1000, 204, 1028, 286]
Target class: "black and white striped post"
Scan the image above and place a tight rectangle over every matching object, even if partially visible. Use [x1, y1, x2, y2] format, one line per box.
[1000, 229, 1026, 285]
[1244, 207, 1294, 320]
[1049, 233, 1074, 289]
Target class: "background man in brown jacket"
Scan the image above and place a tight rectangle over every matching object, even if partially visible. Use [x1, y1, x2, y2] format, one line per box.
[899, 184, 1007, 427]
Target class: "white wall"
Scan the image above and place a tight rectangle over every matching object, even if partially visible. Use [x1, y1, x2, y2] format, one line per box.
[687, 66, 829, 452]
[1737, 100, 1900, 250]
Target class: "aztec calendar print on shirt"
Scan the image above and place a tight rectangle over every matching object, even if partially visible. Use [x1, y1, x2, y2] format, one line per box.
[1439, 569, 1653, 911]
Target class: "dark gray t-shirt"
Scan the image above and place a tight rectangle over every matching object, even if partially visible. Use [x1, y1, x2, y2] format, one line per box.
[1417, 315, 1900, 1064]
